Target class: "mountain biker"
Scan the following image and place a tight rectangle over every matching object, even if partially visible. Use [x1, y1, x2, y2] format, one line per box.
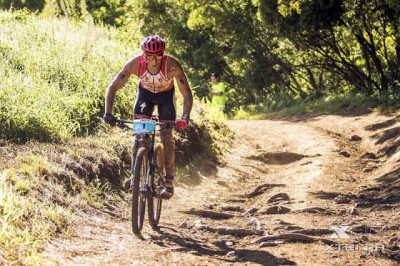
[103, 35, 193, 199]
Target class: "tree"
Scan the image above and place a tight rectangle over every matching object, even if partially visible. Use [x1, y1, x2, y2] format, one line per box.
[0, 0, 46, 11]
[45, 0, 132, 26]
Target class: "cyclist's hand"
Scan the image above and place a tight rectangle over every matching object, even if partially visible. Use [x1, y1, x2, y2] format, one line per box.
[176, 114, 189, 129]
[103, 113, 117, 126]
[176, 119, 187, 129]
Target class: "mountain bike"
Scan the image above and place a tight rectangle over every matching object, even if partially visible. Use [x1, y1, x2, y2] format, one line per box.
[118, 117, 180, 235]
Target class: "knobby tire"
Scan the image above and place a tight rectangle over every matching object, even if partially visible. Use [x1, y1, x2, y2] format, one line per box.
[131, 146, 148, 235]
[148, 143, 164, 227]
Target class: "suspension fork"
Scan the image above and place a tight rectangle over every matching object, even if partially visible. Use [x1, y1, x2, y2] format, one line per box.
[135, 133, 156, 196]
[145, 133, 156, 194]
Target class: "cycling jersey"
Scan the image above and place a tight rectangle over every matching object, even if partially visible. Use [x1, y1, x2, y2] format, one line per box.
[138, 54, 174, 93]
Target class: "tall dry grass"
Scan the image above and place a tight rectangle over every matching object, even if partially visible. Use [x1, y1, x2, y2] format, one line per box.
[0, 10, 138, 142]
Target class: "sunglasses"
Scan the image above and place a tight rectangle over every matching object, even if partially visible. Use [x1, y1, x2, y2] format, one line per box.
[145, 54, 163, 61]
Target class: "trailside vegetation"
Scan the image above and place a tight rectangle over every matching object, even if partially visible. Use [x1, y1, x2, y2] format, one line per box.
[0, 10, 138, 142]
[0, 10, 233, 264]
[130, 0, 400, 115]
[2, 0, 399, 115]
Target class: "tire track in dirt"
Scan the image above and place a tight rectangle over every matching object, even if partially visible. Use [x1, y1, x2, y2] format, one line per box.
[44, 118, 398, 265]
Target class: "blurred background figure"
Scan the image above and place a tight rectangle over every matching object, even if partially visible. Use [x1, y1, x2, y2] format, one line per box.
[208, 73, 226, 113]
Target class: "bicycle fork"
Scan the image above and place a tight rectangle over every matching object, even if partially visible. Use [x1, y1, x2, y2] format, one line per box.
[140, 141, 154, 197]
[140, 164, 151, 197]
[135, 134, 162, 198]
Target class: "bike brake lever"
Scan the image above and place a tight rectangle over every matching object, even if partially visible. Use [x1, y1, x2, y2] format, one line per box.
[117, 121, 126, 129]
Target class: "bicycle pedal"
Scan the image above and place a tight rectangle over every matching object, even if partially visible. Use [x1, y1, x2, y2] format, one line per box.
[140, 185, 150, 196]
[160, 186, 174, 199]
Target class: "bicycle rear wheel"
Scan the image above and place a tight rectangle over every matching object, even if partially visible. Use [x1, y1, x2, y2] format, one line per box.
[131, 146, 148, 235]
[148, 143, 164, 227]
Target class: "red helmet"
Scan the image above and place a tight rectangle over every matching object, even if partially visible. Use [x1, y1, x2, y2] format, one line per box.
[140, 35, 166, 55]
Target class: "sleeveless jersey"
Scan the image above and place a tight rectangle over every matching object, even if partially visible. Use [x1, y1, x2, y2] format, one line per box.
[138, 54, 174, 93]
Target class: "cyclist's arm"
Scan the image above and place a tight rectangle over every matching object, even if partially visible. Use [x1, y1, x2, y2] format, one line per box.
[105, 56, 140, 114]
[168, 57, 193, 118]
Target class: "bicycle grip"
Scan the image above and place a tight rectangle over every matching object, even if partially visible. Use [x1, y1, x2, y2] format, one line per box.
[175, 119, 188, 129]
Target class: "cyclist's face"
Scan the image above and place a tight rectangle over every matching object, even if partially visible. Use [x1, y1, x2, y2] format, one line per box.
[145, 53, 163, 67]
[211, 76, 218, 83]
[145, 54, 163, 61]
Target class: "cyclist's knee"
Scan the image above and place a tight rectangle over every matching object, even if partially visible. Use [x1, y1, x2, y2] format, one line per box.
[160, 128, 173, 141]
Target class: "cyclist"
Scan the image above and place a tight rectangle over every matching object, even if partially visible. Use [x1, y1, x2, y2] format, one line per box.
[103, 35, 193, 199]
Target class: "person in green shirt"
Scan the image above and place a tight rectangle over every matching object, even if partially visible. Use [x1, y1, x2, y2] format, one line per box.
[208, 73, 226, 111]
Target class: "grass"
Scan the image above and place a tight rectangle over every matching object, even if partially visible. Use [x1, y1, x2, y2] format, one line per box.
[0, 10, 235, 264]
[0, 170, 74, 264]
[0, 10, 138, 142]
[183, 98, 234, 156]
[0, 121, 233, 264]
[2, 7, 399, 264]
[231, 92, 400, 120]
[0, 135, 133, 264]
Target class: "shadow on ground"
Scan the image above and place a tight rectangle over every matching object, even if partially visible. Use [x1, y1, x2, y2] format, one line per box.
[248, 151, 308, 165]
[357, 168, 400, 207]
[365, 117, 400, 131]
[358, 118, 400, 207]
[148, 227, 296, 265]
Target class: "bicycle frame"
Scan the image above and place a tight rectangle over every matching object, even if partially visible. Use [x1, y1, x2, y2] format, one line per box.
[117, 116, 179, 234]
[118, 117, 174, 197]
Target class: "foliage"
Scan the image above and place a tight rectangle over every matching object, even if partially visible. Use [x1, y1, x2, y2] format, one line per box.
[40, 0, 135, 26]
[0, 0, 46, 11]
[3, 1, 400, 114]
[231, 92, 400, 119]
[129, 0, 400, 114]
[3, 0, 400, 114]
[0, 12, 234, 264]
[0, 10, 137, 142]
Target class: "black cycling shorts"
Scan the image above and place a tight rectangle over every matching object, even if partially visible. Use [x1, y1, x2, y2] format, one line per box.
[133, 84, 176, 121]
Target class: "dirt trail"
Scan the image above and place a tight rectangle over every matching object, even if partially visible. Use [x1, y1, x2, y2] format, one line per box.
[44, 113, 400, 266]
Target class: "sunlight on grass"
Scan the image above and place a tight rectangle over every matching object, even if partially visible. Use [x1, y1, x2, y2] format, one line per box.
[0, 136, 131, 264]
[0, 9, 235, 265]
[0, 10, 138, 142]
[230, 93, 394, 119]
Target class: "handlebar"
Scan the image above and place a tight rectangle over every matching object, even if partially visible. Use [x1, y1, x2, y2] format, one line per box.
[116, 118, 185, 130]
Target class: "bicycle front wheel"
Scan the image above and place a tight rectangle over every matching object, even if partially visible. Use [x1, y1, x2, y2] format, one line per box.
[148, 143, 164, 227]
[131, 146, 148, 235]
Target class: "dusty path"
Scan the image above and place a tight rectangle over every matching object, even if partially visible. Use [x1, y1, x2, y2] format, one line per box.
[45, 114, 400, 265]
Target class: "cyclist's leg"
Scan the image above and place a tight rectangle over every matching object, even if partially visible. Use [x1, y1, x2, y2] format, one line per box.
[133, 86, 155, 154]
[157, 89, 176, 198]
[125, 86, 155, 191]
[133, 85, 155, 118]
[160, 129, 174, 176]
